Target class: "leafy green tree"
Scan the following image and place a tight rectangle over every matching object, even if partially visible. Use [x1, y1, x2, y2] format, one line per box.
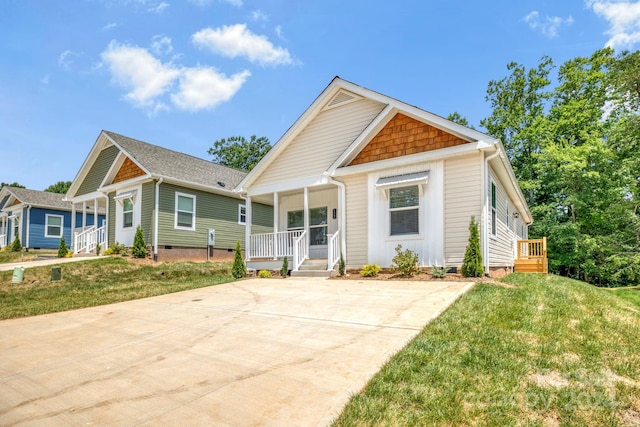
[44, 181, 72, 194]
[57, 236, 69, 258]
[461, 216, 483, 278]
[1, 182, 25, 189]
[208, 135, 271, 172]
[232, 240, 246, 279]
[131, 226, 147, 258]
[447, 112, 474, 129]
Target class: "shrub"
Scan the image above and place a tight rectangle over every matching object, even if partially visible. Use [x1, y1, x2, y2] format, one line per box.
[338, 253, 346, 276]
[10, 235, 22, 252]
[258, 269, 272, 278]
[131, 226, 147, 258]
[103, 247, 113, 256]
[57, 236, 69, 258]
[431, 266, 447, 279]
[360, 264, 381, 277]
[232, 240, 246, 279]
[95, 243, 101, 256]
[281, 256, 289, 278]
[461, 216, 484, 277]
[391, 244, 420, 277]
[105, 242, 126, 256]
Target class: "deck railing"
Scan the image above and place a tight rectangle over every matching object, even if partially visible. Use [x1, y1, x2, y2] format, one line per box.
[0, 230, 6, 249]
[517, 237, 547, 259]
[249, 230, 305, 259]
[327, 229, 341, 271]
[292, 231, 308, 272]
[74, 225, 106, 254]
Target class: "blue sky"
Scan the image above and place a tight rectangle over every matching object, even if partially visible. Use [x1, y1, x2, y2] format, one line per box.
[2, 0, 639, 190]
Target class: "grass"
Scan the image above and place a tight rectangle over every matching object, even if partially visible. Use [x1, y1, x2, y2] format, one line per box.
[0, 257, 235, 320]
[0, 250, 57, 264]
[611, 288, 640, 309]
[334, 274, 640, 426]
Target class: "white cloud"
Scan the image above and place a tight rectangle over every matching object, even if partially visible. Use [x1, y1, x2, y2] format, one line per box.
[171, 67, 250, 111]
[524, 11, 574, 38]
[249, 10, 269, 22]
[101, 41, 180, 109]
[58, 50, 82, 70]
[192, 24, 293, 66]
[150, 35, 173, 56]
[103, 22, 118, 31]
[586, 0, 640, 49]
[41, 75, 50, 85]
[275, 25, 285, 40]
[148, 1, 169, 13]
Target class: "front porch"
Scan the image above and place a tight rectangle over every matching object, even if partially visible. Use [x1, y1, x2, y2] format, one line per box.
[515, 238, 548, 273]
[69, 195, 107, 254]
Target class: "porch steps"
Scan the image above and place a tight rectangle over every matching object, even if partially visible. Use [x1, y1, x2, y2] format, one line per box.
[291, 259, 334, 278]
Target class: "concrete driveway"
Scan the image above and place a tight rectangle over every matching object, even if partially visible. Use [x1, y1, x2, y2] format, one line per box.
[0, 278, 473, 426]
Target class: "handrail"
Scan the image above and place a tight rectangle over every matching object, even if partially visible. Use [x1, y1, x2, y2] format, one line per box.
[517, 237, 547, 259]
[0, 233, 6, 249]
[293, 230, 307, 271]
[74, 225, 96, 254]
[249, 230, 304, 259]
[327, 229, 340, 271]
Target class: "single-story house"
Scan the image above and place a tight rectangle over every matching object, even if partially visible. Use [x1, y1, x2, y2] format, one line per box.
[0, 186, 103, 250]
[65, 130, 272, 261]
[237, 77, 532, 275]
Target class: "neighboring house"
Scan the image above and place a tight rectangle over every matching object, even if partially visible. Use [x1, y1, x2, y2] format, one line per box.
[65, 130, 272, 261]
[0, 186, 103, 250]
[237, 77, 532, 275]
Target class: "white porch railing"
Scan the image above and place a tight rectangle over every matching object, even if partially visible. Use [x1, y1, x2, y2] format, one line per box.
[327, 229, 341, 271]
[293, 231, 308, 272]
[74, 225, 106, 254]
[0, 228, 6, 249]
[249, 230, 305, 259]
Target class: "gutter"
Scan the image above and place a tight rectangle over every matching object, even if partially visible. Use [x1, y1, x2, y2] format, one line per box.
[154, 178, 163, 262]
[483, 148, 501, 277]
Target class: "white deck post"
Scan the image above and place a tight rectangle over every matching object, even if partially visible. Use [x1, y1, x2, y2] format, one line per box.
[273, 192, 279, 259]
[82, 202, 87, 230]
[245, 196, 252, 261]
[71, 202, 76, 251]
[303, 187, 309, 258]
[93, 198, 98, 227]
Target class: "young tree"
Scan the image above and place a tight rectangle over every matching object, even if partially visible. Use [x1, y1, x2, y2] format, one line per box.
[44, 181, 72, 194]
[461, 216, 483, 278]
[57, 236, 69, 258]
[131, 226, 147, 258]
[232, 240, 246, 279]
[10, 234, 22, 252]
[207, 135, 271, 172]
[1, 182, 25, 189]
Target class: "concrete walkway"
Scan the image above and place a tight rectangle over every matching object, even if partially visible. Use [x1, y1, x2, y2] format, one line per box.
[0, 278, 474, 426]
[0, 255, 101, 272]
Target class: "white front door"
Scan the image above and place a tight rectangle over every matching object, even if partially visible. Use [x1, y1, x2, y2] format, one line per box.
[309, 206, 328, 259]
[114, 186, 141, 247]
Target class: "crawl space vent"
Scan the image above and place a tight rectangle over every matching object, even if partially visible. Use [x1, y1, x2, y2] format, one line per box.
[322, 90, 363, 111]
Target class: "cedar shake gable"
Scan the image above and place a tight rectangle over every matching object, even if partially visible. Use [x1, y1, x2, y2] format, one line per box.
[348, 113, 470, 166]
[113, 157, 146, 184]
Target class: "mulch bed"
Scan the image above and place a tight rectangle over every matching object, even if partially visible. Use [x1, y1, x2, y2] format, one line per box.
[332, 269, 503, 285]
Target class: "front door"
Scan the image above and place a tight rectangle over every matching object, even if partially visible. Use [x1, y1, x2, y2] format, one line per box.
[309, 206, 328, 258]
[114, 187, 141, 247]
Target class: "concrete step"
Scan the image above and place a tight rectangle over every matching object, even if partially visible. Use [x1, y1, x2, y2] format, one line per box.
[299, 264, 328, 271]
[291, 270, 333, 278]
[302, 258, 328, 266]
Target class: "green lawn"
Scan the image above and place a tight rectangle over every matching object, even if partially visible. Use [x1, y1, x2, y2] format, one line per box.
[612, 287, 640, 309]
[0, 250, 56, 264]
[334, 274, 640, 426]
[0, 257, 235, 320]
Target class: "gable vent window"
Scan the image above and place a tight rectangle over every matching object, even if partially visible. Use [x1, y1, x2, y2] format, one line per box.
[322, 89, 363, 111]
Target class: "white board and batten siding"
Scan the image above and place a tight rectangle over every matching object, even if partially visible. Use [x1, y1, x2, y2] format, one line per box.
[443, 154, 482, 267]
[488, 167, 517, 267]
[342, 173, 368, 269]
[277, 189, 338, 235]
[253, 99, 386, 188]
[367, 161, 445, 268]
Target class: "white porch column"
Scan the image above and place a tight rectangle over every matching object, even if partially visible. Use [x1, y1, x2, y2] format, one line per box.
[93, 198, 98, 227]
[273, 192, 279, 259]
[82, 202, 87, 229]
[245, 196, 252, 261]
[71, 202, 76, 251]
[303, 187, 309, 254]
[104, 195, 109, 249]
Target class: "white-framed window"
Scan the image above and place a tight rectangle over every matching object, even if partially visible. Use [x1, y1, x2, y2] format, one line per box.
[490, 181, 497, 237]
[287, 210, 304, 231]
[45, 214, 63, 238]
[389, 185, 419, 236]
[309, 206, 328, 245]
[175, 192, 196, 230]
[122, 198, 134, 229]
[238, 204, 246, 225]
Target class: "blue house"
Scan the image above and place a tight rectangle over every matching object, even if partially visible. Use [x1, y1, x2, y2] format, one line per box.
[0, 187, 104, 250]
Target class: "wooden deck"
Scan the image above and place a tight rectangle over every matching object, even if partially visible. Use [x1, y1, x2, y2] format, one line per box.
[514, 238, 548, 274]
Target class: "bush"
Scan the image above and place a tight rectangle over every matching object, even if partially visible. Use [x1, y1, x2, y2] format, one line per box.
[281, 256, 289, 278]
[338, 253, 346, 276]
[105, 242, 127, 256]
[391, 244, 420, 277]
[431, 266, 447, 279]
[10, 235, 22, 252]
[232, 240, 246, 279]
[461, 216, 484, 277]
[95, 243, 101, 256]
[57, 236, 69, 258]
[131, 226, 147, 258]
[258, 269, 272, 278]
[360, 264, 381, 277]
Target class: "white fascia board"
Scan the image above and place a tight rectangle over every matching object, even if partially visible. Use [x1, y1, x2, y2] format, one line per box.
[67, 131, 114, 199]
[155, 176, 244, 200]
[333, 141, 492, 177]
[246, 175, 329, 197]
[103, 137, 152, 180]
[67, 190, 108, 203]
[99, 176, 153, 194]
[492, 148, 533, 225]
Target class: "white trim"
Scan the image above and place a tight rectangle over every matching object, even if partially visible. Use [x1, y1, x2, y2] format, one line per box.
[376, 171, 429, 189]
[246, 175, 329, 197]
[238, 204, 247, 225]
[114, 189, 137, 202]
[387, 185, 420, 237]
[490, 179, 497, 238]
[174, 192, 196, 231]
[45, 213, 64, 238]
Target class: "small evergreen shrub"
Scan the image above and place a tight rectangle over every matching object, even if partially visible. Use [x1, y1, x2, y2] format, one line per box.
[10, 235, 22, 252]
[95, 243, 101, 256]
[431, 266, 447, 279]
[131, 226, 147, 258]
[105, 241, 127, 256]
[258, 269, 272, 278]
[232, 240, 246, 279]
[338, 253, 346, 276]
[391, 244, 420, 277]
[281, 256, 289, 278]
[461, 216, 484, 277]
[57, 236, 69, 258]
[360, 264, 381, 277]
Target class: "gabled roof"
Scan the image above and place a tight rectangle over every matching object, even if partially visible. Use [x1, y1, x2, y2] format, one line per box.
[0, 187, 70, 211]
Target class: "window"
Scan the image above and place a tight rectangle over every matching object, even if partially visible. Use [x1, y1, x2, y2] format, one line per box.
[123, 198, 134, 229]
[175, 193, 196, 230]
[309, 207, 328, 246]
[287, 210, 304, 230]
[238, 204, 246, 225]
[491, 182, 497, 236]
[389, 185, 419, 236]
[45, 214, 63, 238]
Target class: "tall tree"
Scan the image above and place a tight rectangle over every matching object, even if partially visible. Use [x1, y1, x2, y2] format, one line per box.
[44, 180, 72, 194]
[1, 182, 25, 189]
[208, 135, 271, 172]
[446, 112, 474, 129]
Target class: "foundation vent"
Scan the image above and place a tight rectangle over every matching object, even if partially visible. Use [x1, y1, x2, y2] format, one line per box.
[322, 90, 362, 111]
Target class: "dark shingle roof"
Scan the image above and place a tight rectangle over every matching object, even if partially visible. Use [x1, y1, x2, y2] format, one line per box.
[4, 187, 70, 210]
[104, 131, 247, 190]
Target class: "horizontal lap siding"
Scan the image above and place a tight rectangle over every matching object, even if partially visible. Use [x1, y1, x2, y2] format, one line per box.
[343, 174, 368, 268]
[27, 208, 70, 249]
[141, 182, 155, 245]
[77, 145, 119, 197]
[251, 202, 273, 235]
[254, 99, 385, 187]
[108, 193, 116, 246]
[444, 154, 482, 266]
[488, 169, 515, 266]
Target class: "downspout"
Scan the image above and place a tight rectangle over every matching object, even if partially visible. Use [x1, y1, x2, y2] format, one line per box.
[483, 148, 501, 277]
[26, 205, 32, 249]
[154, 178, 163, 262]
[328, 177, 347, 261]
[239, 194, 250, 261]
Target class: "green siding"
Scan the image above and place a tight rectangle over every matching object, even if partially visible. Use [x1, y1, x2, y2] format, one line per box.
[76, 145, 120, 196]
[141, 181, 155, 245]
[107, 192, 115, 245]
[252, 202, 273, 234]
[157, 183, 249, 249]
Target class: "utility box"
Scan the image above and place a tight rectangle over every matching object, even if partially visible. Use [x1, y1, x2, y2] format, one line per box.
[208, 229, 215, 246]
[51, 266, 61, 282]
[12, 267, 24, 284]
